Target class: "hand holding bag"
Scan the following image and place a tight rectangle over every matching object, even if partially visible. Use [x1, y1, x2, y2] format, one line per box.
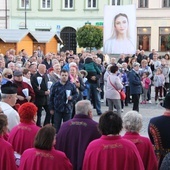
[109, 77, 126, 100]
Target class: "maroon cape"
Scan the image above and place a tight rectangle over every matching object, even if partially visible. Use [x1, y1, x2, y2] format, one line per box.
[14, 81, 35, 105]
[0, 135, 17, 170]
[19, 148, 72, 170]
[56, 114, 101, 170]
[123, 132, 158, 170]
[83, 135, 144, 170]
[8, 122, 40, 154]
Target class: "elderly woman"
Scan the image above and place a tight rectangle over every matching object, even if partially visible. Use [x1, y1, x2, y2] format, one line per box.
[8, 102, 40, 155]
[83, 111, 144, 170]
[0, 114, 17, 170]
[105, 65, 123, 116]
[19, 125, 72, 170]
[49, 63, 61, 84]
[123, 111, 158, 170]
[69, 63, 85, 117]
[1, 68, 13, 85]
[69, 63, 85, 100]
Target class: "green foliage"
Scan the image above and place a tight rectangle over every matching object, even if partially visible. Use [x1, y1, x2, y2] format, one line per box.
[166, 34, 170, 50]
[76, 25, 103, 51]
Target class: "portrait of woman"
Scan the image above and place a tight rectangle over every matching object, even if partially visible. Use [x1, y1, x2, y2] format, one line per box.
[104, 13, 135, 54]
[104, 5, 136, 55]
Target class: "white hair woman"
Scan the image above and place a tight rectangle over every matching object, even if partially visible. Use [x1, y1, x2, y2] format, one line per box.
[1, 68, 13, 85]
[123, 111, 158, 170]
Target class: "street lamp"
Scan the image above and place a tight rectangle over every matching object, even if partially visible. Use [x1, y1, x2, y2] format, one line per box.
[5, 0, 7, 29]
[24, 0, 29, 29]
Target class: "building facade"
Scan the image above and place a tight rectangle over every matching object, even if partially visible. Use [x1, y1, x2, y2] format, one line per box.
[0, 0, 9, 29]
[7, 0, 170, 54]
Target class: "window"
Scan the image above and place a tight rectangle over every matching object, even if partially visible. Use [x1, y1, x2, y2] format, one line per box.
[19, 0, 30, 9]
[138, 0, 148, 8]
[137, 27, 151, 51]
[41, 0, 51, 9]
[86, 0, 97, 9]
[63, 0, 73, 9]
[163, 0, 170, 7]
[159, 27, 170, 51]
[110, 0, 120, 5]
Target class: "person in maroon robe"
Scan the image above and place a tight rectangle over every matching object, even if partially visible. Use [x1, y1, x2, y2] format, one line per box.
[123, 111, 158, 170]
[56, 100, 101, 170]
[83, 111, 144, 170]
[8, 102, 40, 155]
[0, 114, 17, 170]
[19, 125, 72, 170]
[13, 70, 35, 105]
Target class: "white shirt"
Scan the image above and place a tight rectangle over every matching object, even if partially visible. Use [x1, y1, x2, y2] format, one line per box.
[23, 76, 32, 87]
[0, 101, 20, 131]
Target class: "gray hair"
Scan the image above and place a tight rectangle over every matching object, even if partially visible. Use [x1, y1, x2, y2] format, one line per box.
[123, 111, 142, 133]
[75, 100, 92, 115]
[52, 59, 59, 66]
[1, 93, 11, 99]
[133, 62, 140, 68]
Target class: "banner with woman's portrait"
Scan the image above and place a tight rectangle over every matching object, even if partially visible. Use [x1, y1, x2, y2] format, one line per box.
[104, 5, 136, 54]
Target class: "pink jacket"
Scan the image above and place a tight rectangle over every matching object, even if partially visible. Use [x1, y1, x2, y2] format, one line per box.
[142, 77, 151, 89]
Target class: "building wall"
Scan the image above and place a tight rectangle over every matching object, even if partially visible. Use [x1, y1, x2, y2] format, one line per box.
[0, 0, 10, 29]
[9, 0, 170, 53]
[0, 42, 15, 54]
[45, 37, 58, 54]
[17, 35, 33, 55]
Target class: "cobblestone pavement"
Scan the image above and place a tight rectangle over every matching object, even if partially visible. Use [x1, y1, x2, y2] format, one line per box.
[92, 98, 164, 137]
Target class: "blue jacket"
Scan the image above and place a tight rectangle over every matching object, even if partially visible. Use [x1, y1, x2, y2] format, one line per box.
[49, 81, 78, 114]
[128, 69, 142, 95]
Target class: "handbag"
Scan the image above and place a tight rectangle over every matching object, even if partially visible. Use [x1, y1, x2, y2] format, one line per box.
[109, 77, 126, 100]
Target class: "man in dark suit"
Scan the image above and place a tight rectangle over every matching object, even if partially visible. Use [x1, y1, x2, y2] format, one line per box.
[31, 64, 51, 126]
[128, 62, 142, 112]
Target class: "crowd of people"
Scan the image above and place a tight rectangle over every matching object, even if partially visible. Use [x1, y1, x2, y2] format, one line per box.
[0, 47, 170, 169]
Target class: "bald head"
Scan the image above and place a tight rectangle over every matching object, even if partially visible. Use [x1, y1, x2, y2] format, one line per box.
[38, 64, 46, 74]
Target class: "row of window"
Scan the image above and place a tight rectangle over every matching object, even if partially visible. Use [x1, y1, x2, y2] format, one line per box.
[20, 0, 98, 10]
[19, 0, 170, 10]
[139, 0, 170, 8]
[137, 27, 170, 51]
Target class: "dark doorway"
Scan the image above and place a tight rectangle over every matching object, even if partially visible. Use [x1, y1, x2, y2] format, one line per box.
[60, 27, 77, 54]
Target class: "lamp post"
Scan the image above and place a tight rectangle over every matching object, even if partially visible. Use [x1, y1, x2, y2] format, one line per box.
[5, 0, 7, 29]
[24, 0, 28, 29]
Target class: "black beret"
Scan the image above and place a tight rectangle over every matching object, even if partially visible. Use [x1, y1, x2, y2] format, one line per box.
[1, 81, 17, 94]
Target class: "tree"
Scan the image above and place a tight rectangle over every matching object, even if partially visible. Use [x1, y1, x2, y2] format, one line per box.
[76, 25, 103, 52]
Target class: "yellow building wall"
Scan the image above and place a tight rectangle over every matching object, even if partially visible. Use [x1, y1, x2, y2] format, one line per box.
[17, 35, 33, 56]
[45, 37, 58, 54]
[33, 43, 46, 55]
[0, 42, 16, 54]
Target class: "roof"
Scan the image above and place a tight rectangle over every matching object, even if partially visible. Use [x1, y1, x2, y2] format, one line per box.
[30, 31, 63, 44]
[0, 29, 31, 43]
[0, 29, 63, 44]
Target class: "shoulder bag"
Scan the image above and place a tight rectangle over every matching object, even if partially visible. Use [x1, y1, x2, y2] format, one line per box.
[109, 77, 126, 100]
